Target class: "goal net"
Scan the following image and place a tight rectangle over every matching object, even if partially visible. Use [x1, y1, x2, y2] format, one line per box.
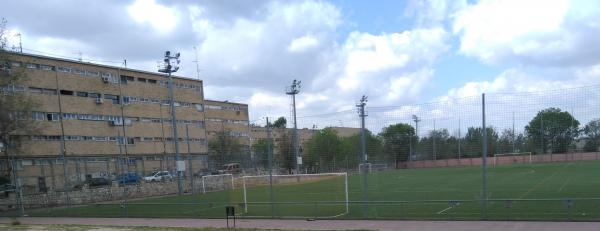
[240, 173, 348, 218]
[493, 152, 532, 167]
[358, 163, 389, 173]
[201, 174, 234, 194]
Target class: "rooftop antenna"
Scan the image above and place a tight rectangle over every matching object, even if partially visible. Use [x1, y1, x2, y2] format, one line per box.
[193, 46, 201, 80]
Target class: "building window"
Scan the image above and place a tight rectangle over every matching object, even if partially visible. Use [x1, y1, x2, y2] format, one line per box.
[194, 104, 204, 112]
[72, 68, 85, 75]
[60, 90, 74, 96]
[137, 77, 147, 83]
[62, 113, 77, 119]
[26, 63, 39, 69]
[31, 135, 47, 141]
[65, 135, 80, 141]
[41, 65, 54, 71]
[29, 87, 43, 94]
[82, 136, 93, 141]
[88, 92, 101, 98]
[47, 135, 61, 141]
[76, 91, 88, 97]
[93, 136, 107, 141]
[57, 67, 71, 73]
[120, 75, 135, 84]
[117, 137, 135, 145]
[43, 89, 57, 95]
[148, 79, 157, 84]
[104, 94, 119, 104]
[86, 70, 100, 77]
[32, 112, 46, 121]
[46, 113, 59, 121]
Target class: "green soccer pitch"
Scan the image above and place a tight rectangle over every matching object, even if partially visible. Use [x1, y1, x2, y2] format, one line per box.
[30, 161, 600, 221]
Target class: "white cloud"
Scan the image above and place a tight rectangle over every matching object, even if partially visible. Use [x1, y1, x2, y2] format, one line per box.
[288, 35, 319, 53]
[330, 27, 448, 104]
[127, 0, 179, 33]
[453, 0, 600, 66]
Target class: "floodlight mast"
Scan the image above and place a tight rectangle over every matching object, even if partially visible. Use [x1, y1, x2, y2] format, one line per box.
[286, 79, 301, 174]
[412, 115, 420, 161]
[356, 95, 368, 218]
[158, 51, 183, 195]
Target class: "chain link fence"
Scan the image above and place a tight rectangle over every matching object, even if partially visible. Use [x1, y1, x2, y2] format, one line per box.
[2, 84, 600, 220]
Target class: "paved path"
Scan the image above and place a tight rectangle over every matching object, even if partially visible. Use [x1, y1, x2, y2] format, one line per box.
[1, 217, 600, 231]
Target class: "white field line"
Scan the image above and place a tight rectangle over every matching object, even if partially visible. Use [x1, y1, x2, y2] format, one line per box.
[558, 178, 571, 192]
[436, 206, 455, 214]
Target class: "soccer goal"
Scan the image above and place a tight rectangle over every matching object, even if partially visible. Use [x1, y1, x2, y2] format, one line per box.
[241, 172, 348, 218]
[201, 174, 234, 194]
[493, 152, 532, 167]
[358, 163, 389, 173]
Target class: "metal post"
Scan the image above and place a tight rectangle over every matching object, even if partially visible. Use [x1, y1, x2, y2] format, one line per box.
[458, 116, 462, 160]
[286, 80, 301, 174]
[481, 93, 488, 219]
[159, 51, 183, 195]
[512, 112, 516, 153]
[357, 95, 368, 218]
[168, 71, 183, 195]
[54, 68, 69, 206]
[266, 117, 275, 217]
[186, 125, 193, 195]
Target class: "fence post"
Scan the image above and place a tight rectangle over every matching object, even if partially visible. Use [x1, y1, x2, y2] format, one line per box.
[481, 93, 488, 220]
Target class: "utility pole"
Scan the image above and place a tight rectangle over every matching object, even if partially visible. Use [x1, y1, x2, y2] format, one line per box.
[158, 51, 183, 195]
[412, 115, 421, 161]
[357, 95, 368, 218]
[286, 79, 301, 174]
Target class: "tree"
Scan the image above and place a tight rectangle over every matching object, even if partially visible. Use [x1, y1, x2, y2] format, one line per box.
[525, 108, 579, 154]
[1, 19, 41, 180]
[583, 118, 600, 152]
[463, 127, 499, 157]
[208, 130, 243, 168]
[421, 129, 455, 160]
[497, 128, 525, 154]
[251, 138, 270, 169]
[270, 117, 287, 128]
[304, 128, 342, 173]
[339, 129, 383, 168]
[275, 130, 295, 173]
[379, 123, 414, 168]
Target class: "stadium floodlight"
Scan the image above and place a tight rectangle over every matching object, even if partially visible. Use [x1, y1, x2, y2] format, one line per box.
[158, 51, 183, 195]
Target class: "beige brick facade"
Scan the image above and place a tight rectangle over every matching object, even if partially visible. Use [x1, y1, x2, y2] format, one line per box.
[1, 52, 247, 192]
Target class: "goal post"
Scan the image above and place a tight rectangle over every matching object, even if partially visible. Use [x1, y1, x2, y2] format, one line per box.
[358, 163, 388, 173]
[493, 152, 532, 167]
[241, 172, 349, 218]
[201, 174, 234, 194]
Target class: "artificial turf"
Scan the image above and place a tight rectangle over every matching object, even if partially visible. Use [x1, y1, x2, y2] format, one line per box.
[29, 161, 600, 221]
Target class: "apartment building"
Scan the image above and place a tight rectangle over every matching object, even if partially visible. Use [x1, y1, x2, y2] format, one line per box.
[1, 52, 214, 193]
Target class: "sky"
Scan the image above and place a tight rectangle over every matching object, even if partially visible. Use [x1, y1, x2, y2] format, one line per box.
[2, 0, 600, 131]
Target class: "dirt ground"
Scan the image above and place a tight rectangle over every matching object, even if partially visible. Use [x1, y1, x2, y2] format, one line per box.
[1, 217, 600, 231]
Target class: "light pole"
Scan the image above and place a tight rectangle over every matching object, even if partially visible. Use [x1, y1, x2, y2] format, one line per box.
[158, 51, 183, 195]
[286, 79, 301, 174]
[412, 115, 420, 161]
